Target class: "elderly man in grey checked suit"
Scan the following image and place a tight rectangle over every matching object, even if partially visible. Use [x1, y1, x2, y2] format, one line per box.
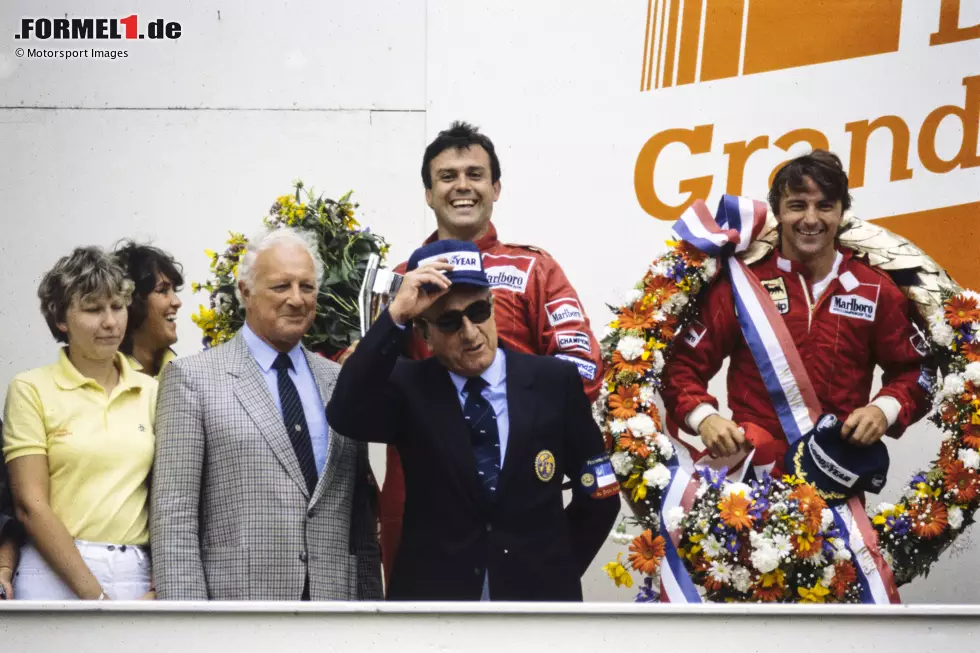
[150, 227, 382, 600]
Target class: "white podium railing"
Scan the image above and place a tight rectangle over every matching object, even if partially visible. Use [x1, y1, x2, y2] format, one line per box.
[2, 602, 979, 652]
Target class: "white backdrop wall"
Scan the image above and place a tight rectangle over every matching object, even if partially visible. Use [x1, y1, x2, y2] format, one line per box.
[1, 0, 978, 604]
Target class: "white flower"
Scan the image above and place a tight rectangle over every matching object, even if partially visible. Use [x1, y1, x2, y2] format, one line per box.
[770, 501, 788, 515]
[652, 350, 666, 374]
[750, 544, 781, 573]
[875, 502, 896, 515]
[942, 373, 966, 399]
[822, 565, 837, 585]
[654, 434, 674, 459]
[930, 313, 955, 348]
[949, 506, 965, 530]
[703, 258, 718, 278]
[610, 451, 633, 476]
[732, 566, 752, 593]
[833, 541, 853, 562]
[821, 508, 834, 531]
[664, 506, 686, 532]
[958, 448, 980, 470]
[610, 530, 635, 545]
[723, 482, 753, 498]
[702, 535, 725, 559]
[772, 533, 793, 558]
[609, 419, 627, 435]
[964, 362, 980, 385]
[643, 464, 671, 489]
[616, 335, 647, 361]
[622, 287, 644, 306]
[627, 414, 656, 437]
[695, 479, 710, 499]
[638, 384, 657, 406]
[963, 290, 980, 304]
[708, 560, 732, 583]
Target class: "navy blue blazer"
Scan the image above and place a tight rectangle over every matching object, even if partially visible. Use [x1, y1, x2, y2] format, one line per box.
[328, 310, 619, 601]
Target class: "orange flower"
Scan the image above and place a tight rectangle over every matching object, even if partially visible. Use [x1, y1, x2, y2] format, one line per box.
[644, 275, 678, 300]
[610, 350, 652, 376]
[647, 406, 663, 432]
[945, 296, 980, 328]
[718, 493, 754, 531]
[609, 385, 641, 420]
[938, 440, 959, 470]
[944, 460, 980, 503]
[963, 341, 980, 364]
[676, 241, 708, 266]
[657, 314, 680, 340]
[618, 302, 655, 331]
[830, 562, 858, 599]
[910, 499, 949, 539]
[628, 529, 666, 575]
[618, 434, 650, 459]
[753, 584, 785, 601]
[789, 484, 828, 533]
[940, 403, 960, 426]
[961, 420, 980, 450]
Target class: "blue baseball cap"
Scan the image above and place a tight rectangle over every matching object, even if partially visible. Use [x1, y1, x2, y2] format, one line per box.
[785, 413, 890, 503]
[406, 239, 489, 290]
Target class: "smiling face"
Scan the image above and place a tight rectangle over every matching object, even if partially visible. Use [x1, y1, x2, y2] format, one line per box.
[240, 242, 318, 352]
[425, 145, 501, 241]
[775, 176, 843, 263]
[134, 272, 182, 351]
[418, 285, 498, 377]
[58, 293, 128, 363]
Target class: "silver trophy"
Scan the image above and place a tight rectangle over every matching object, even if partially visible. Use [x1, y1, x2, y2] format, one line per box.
[358, 253, 404, 336]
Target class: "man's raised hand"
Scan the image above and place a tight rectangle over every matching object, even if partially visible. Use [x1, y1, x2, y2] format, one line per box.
[842, 405, 888, 446]
[388, 261, 454, 326]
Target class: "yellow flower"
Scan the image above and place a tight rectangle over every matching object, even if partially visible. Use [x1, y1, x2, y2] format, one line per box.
[798, 583, 831, 603]
[782, 475, 805, 486]
[190, 305, 216, 329]
[632, 483, 648, 502]
[603, 554, 634, 588]
[609, 319, 620, 329]
[191, 282, 202, 293]
[204, 249, 217, 260]
[759, 569, 785, 588]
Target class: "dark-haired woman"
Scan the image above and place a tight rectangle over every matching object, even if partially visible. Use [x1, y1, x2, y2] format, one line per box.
[113, 241, 184, 379]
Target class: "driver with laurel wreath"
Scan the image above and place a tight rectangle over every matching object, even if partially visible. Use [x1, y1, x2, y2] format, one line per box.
[663, 150, 934, 497]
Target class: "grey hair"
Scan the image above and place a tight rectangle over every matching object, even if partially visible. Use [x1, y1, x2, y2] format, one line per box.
[38, 246, 135, 344]
[235, 227, 324, 302]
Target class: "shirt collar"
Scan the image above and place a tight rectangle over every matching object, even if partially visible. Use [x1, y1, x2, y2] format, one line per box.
[448, 347, 507, 396]
[242, 323, 305, 373]
[423, 221, 499, 251]
[53, 348, 145, 392]
[774, 247, 851, 278]
[126, 348, 178, 378]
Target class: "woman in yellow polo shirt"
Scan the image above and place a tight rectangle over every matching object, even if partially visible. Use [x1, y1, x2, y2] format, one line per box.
[2, 246, 156, 600]
[113, 241, 184, 380]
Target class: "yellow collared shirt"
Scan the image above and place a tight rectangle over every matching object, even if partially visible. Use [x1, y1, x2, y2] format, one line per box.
[126, 348, 177, 381]
[2, 350, 157, 545]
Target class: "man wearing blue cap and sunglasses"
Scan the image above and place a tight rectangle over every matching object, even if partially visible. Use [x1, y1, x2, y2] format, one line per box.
[328, 240, 619, 601]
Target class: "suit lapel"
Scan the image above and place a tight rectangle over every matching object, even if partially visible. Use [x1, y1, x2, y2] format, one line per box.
[228, 334, 311, 498]
[424, 360, 484, 504]
[305, 349, 344, 506]
[495, 350, 536, 498]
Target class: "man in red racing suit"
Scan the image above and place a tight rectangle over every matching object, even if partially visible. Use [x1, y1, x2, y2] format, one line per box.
[378, 122, 603, 585]
[662, 150, 932, 467]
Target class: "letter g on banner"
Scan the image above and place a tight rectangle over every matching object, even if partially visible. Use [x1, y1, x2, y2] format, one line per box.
[634, 124, 714, 221]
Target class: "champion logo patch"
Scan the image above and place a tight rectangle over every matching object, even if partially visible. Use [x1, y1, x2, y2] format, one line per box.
[829, 294, 877, 322]
[545, 297, 584, 327]
[555, 354, 598, 381]
[556, 330, 592, 354]
[482, 254, 535, 293]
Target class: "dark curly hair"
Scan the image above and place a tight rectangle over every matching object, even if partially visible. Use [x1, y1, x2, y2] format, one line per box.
[112, 240, 184, 355]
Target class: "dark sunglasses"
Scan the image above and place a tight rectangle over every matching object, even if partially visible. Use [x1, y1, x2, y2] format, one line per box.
[426, 299, 493, 333]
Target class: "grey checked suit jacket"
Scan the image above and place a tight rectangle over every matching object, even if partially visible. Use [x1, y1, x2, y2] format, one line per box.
[150, 333, 382, 600]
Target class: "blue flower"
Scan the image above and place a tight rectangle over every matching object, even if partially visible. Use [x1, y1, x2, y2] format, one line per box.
[634, 576, 659, 603]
